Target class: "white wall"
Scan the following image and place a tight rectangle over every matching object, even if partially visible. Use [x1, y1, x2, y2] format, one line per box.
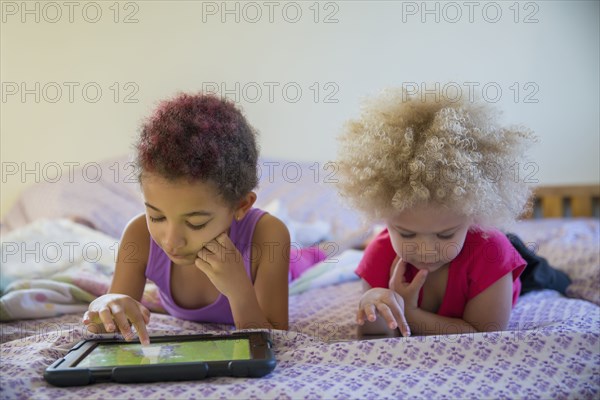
[2, 0, 599, 217]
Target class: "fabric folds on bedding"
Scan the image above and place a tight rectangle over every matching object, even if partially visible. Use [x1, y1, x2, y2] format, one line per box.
[0, 216, 598, 398]
[1, 281, 598, 399]
[0, 219, 163, 321]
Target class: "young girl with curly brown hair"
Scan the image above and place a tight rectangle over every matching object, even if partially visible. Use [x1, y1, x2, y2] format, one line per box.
[83, 93, 325, 344]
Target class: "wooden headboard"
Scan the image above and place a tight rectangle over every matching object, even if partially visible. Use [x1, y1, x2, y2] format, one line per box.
[522, 184, 600, 219]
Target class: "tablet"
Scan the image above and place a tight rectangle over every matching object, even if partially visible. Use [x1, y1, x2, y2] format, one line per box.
[44, 331, 276, 386]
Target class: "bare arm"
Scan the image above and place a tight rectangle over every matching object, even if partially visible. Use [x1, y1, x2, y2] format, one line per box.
[108, 213, 150, 298]
[196, 213, 291, 331]
[364, 257, 515, 337]
[83, 214, 151, 344]
[236, 214, 290, 330]
[404, 272, 514, 335]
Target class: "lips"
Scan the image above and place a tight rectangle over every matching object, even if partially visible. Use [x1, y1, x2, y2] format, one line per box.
[167, 252, 189, 259]
[410, 259, 437, 264]
[413, 261, 439, 269]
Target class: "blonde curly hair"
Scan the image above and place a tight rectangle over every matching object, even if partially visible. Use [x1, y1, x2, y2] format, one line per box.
[336, 87, 536, 229]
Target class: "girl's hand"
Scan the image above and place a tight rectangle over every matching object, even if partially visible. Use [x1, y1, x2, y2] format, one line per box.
[83, 294, 151, 345]
[389, 258, 429, 310]
[356, 288, 411, 337]
[195, 232, 251, 298]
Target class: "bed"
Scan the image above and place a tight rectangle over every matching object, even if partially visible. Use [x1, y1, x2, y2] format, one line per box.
[1, 155, 599, 399]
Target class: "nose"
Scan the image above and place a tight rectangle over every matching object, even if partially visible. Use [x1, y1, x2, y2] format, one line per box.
[163, 223, 186, 252]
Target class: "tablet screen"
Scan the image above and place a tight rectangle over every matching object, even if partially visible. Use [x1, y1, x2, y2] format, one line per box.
[75, 338, 251, 367]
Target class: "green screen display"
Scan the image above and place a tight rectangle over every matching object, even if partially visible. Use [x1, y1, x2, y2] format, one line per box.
[76, 338, 251, 367]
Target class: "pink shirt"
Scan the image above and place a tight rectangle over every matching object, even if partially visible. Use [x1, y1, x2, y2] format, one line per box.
[355, 228, 526, 318]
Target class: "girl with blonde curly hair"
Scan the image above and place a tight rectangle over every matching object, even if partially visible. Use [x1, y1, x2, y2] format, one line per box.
[337, 87, 569, 337]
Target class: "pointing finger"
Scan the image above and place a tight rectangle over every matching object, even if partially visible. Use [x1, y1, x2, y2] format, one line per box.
[128, 308, 150, 346]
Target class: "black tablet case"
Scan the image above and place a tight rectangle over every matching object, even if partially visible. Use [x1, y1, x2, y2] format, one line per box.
[44, 331, 276, 386]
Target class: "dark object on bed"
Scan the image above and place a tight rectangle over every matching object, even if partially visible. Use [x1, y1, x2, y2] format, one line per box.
[44, 331, 276, 386]
[507, 233, 571, 295]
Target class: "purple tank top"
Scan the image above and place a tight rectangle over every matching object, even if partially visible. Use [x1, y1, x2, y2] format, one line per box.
[145, 208, 266, 324]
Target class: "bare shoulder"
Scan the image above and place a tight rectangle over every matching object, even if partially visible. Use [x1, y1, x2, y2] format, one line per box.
[109, 213, 150, 296]
[251, 213, 290, 277]
[118, 213, 151, 268]
[253, 213, 290, 246]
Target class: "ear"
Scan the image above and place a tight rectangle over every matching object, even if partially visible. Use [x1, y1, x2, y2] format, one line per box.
[233, 192, 257, 221]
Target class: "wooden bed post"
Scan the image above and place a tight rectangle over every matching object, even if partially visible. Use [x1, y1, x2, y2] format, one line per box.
[523, 185, 600, 219]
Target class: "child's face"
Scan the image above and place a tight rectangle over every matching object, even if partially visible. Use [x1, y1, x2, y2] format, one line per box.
[141, 173, 236, 265]
[385, 204, 471, 273]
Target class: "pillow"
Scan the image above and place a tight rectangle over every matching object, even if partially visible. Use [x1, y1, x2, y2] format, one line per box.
[254, 158, 371, 250]
[1, 155, 143, 239]
[2, 156, 372, 250]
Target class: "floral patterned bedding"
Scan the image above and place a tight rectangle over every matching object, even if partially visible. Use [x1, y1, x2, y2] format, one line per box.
[1, 156, 598, 398]
[2, 218, 599, 399]
[1, 281, 598, 399]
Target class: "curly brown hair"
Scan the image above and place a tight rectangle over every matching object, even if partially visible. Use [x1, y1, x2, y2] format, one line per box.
[135, 92, 259, 205]
[336, 87, 536, 229]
